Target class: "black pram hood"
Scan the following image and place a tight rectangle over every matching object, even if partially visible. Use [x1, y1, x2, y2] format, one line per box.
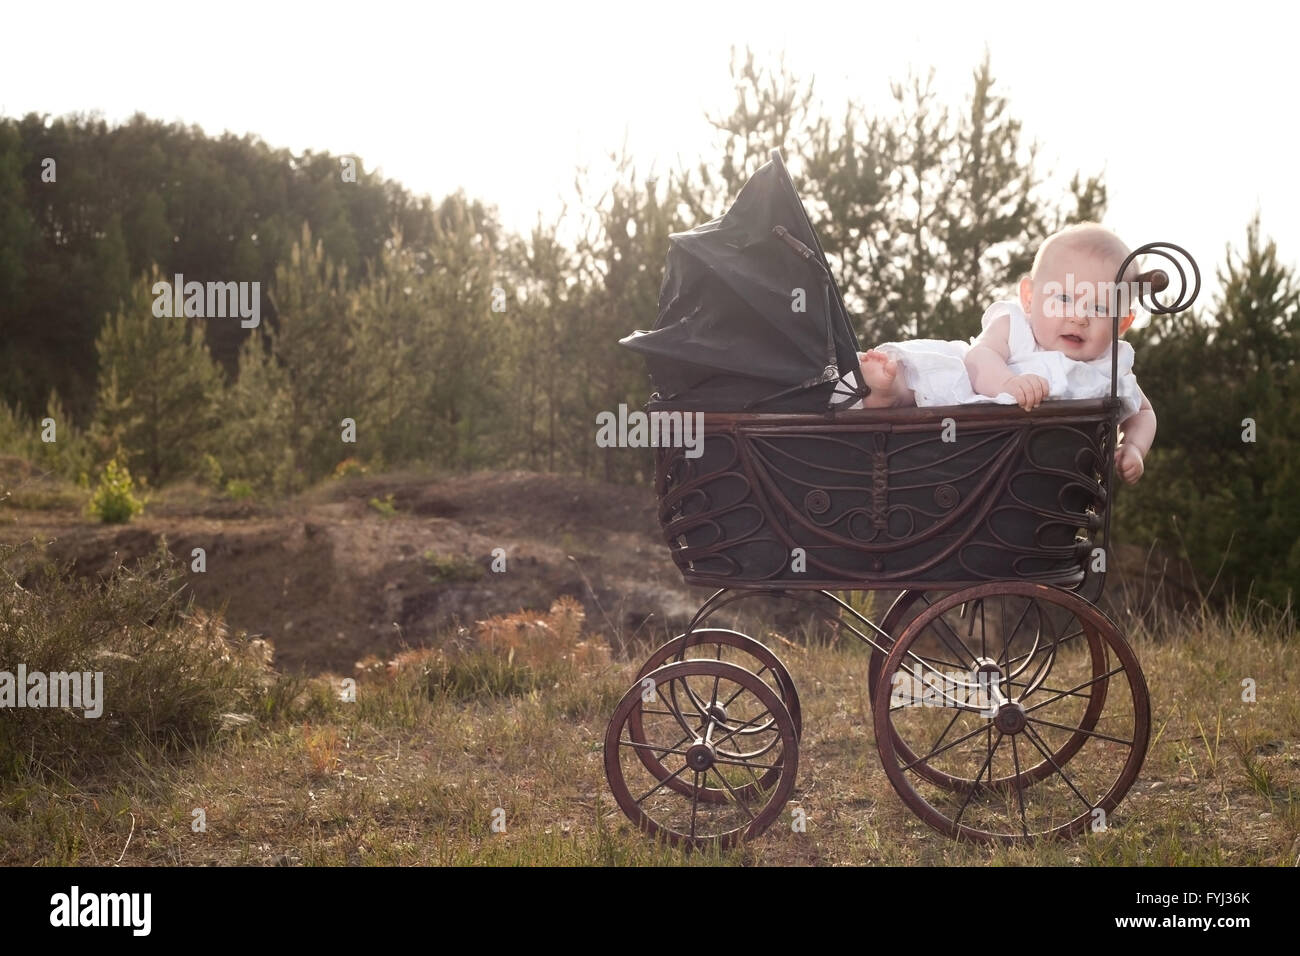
[620, 149, 865, 411]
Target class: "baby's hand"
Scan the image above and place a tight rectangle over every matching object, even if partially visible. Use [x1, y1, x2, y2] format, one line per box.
[1115, 444, 1144, 484]
[1000, 374, 1050, 411]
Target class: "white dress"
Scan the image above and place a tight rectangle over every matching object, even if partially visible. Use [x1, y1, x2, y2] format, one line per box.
[837, 300, 1144, 418]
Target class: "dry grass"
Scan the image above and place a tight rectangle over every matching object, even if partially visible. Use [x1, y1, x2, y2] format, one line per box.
[1, 569, 1296, 866]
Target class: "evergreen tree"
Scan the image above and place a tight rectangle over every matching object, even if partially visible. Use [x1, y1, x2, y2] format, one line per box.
[264, 223, 353, 486]
[220, 328, 293, 492]
[92, 270, 226, 485]
[420, 194, 505, 470]
[346, 230, 423, 468]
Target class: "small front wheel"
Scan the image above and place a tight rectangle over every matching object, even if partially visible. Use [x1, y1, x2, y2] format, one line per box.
[605, 660, 800, 848]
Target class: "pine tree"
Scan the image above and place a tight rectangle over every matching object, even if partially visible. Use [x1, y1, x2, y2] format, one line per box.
[220, 328, 293, 493]
[263, 222, 353, 486]
[92, 270, 226, 485]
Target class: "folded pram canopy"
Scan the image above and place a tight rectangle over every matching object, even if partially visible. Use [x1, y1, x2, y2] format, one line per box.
[620, 149, 866, 411]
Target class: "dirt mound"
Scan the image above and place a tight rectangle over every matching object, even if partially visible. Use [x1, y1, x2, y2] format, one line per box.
[2, 470, 700, 674]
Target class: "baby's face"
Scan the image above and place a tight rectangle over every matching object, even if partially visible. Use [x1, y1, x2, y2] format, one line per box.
[1020, 249, 1131, 362]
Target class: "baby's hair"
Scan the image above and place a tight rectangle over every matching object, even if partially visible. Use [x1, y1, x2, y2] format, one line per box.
[1033, 222, 1141, 285]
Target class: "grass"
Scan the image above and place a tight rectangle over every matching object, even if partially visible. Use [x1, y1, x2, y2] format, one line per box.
[0, 546, 1296, 866]
[422, 549, 484, 584]
[367, 494, 398, 518]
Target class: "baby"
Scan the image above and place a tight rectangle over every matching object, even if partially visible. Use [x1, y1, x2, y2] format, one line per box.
[855, 223, 1155, 484]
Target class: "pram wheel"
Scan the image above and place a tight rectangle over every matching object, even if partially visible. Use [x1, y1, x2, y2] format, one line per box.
[873, 582, 1149, 842]
[624, 629, 800, 803]
[605, 659, 799, 848]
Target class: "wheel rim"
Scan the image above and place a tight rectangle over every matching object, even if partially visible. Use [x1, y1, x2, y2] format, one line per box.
[873, 582, 1149, 843]
[605, 660, 800, 848]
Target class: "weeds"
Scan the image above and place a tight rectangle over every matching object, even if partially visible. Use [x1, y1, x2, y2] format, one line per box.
[422, 550, 484, 583]
[368, 493, 398, 518]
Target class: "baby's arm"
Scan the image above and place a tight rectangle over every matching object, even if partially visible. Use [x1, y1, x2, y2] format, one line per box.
[1115, 394, 1156, 484]
[964, 313, 1049, 411]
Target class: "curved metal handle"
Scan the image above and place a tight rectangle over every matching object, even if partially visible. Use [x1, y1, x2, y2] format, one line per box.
[1108, 241, 1201, 402]
[1092, 240, 1201, 604]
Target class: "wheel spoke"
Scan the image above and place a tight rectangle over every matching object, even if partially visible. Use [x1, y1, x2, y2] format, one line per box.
[952, 730, 1004, 828]
[1023, 724, 1095, 813]
[1004, 628, 1084, 670]
[634, 761, 691, 806]
[618, 738, 694, 758]
[1021, 665, 1126, 715]
[999, 597, 1034, 670]
[657, 682, 700, 740]
[709, 767, 757, 822]
[1010, 732, 1029, 838]
[712, 756, 780, 773]
[690, 771, 701, 840]
[711, 710, 778, 750]
[922, 611, 980, 670]
[898, 714, 995, 772]
[895, 659, 994, 712]
[1005, 680, 1092, 701]
[1027, 716, 1133, 747]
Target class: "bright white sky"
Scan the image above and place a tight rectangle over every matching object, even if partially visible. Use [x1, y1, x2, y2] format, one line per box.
[3, 0, 1298, 311]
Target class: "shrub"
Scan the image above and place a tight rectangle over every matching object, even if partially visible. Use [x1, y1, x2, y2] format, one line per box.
[224, 478, 255, 501]
[0, 541, 278, 783]
[332, 457, 369, 480]
[423, 550, 483, 582]
[359, 596, 608, 704]
[86, 458, 143, 523]
[368, 493, 397, 518]
[197, 453, 224, 489]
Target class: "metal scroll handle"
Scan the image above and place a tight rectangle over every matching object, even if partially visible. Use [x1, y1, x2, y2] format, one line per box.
[1079, 241, 1201, 607]
[1108, 241, 1201, 401]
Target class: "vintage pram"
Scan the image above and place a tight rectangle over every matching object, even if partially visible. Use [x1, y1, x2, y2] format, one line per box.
[610, 150, 1199, 846]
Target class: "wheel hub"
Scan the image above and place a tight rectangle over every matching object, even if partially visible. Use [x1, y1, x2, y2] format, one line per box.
[705, 702, 728, 723]
[994, 701, 1027, 735]
[685, 741, 716, 771]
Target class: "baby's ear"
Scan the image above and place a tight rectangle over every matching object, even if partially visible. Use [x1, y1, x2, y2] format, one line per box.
[1018, 276, 1033, 311]
[1118, 311, 1136, 335]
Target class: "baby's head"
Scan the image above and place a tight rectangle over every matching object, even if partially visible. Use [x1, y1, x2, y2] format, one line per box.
[1020, 223, 1141, 362]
